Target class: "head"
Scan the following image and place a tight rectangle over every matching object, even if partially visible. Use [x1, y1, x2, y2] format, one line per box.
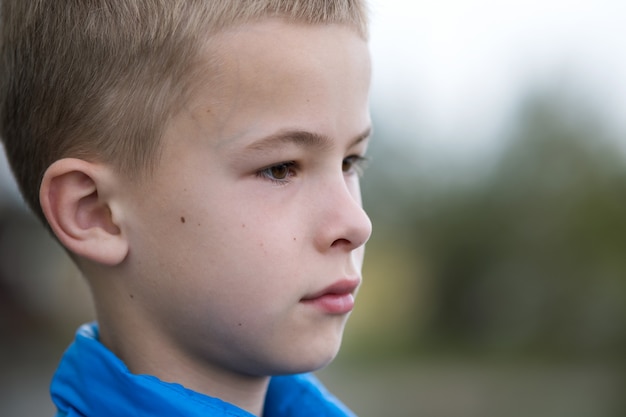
[1, 0, 372, 403]
[0, 0, 368, 224]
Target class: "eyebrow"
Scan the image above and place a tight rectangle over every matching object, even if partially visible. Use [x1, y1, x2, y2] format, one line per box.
[245, 127, 372, 153]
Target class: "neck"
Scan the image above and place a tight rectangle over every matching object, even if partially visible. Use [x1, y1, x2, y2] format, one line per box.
[93, 292, 270, 416]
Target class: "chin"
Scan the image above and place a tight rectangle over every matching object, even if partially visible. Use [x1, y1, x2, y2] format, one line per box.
[273, 335, 344, 376]
[269, 355, 338, 376]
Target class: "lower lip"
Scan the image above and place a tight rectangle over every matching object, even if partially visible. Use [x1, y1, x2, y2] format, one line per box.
[302, 293, 355, 314]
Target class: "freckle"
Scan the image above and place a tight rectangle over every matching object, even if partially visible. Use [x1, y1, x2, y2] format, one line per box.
[129, 294, 134, 299]
[242, 223, 246, 228]
[293, 237, 297, 241]
[180, 216, 186, 223]
[238, 323, 242, 327]
[197, 223, 201, 226]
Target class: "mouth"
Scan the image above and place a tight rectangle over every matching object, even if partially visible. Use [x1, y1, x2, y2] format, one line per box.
[300, 278, 361, 314]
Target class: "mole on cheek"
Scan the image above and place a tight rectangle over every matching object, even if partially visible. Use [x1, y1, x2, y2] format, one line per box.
[180, 216, 186, 224]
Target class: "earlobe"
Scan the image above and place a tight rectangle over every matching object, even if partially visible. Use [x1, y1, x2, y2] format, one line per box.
[40, 158, 129, 266]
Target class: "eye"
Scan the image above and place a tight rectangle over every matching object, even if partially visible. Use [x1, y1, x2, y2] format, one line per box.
[342, 155, 369, 176]
[268, 164, 290, 180]
[257, 161, 297, 183]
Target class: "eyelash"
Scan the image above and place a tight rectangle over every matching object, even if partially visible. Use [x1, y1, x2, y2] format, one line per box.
[257, 155, 369, 185]
[343, 155, 370, 176]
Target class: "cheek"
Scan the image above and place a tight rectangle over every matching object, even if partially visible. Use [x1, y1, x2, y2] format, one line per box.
[140, 184, 306, 301]
[186, 211, 302, 289]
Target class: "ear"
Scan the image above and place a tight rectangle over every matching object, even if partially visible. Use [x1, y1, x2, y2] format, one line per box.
[40, 158, 129, 266]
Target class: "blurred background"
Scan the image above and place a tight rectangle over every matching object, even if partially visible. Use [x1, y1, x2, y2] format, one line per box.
[1, 0, 625, 416]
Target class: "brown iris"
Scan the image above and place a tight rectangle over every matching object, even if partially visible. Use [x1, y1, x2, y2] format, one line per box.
[269, 164, 290, 180]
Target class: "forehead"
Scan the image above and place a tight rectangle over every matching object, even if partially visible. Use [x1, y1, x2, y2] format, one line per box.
[209, 19, 369, 76]
[163, 19, 371, 158]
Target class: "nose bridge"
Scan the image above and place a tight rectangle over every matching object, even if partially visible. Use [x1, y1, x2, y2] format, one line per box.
[314, 174, 372, 251]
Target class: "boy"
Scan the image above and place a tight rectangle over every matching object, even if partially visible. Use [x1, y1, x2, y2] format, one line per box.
[0, 1, 372, 416]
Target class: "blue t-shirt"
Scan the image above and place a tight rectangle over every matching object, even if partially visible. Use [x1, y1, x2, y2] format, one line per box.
[51, 323, 356, 417]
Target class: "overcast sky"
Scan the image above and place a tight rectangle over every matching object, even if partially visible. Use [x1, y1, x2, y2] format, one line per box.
[368, 0, 626, 158]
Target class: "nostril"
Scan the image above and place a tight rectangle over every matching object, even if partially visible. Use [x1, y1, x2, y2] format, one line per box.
[330, 238, 352, 248]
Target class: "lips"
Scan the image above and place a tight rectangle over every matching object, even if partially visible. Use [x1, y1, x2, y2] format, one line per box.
[300, 278, 361, 314]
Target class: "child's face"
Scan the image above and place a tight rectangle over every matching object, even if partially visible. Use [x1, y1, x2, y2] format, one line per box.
[121, 20, 372, 377]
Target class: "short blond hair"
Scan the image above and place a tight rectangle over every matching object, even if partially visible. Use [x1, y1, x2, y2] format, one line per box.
[0, 0, 368, 223]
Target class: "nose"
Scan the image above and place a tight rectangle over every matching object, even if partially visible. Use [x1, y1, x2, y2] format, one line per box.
[313, 177, 372, 253]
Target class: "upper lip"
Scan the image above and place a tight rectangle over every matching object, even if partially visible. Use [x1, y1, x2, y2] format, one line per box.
[301, 278, 361, 301]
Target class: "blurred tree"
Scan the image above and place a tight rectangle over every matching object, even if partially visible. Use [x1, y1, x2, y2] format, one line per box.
[414, 92, 626, 359]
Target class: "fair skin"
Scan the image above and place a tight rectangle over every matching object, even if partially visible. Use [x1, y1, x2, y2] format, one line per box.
[40, 19, 371, 416]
